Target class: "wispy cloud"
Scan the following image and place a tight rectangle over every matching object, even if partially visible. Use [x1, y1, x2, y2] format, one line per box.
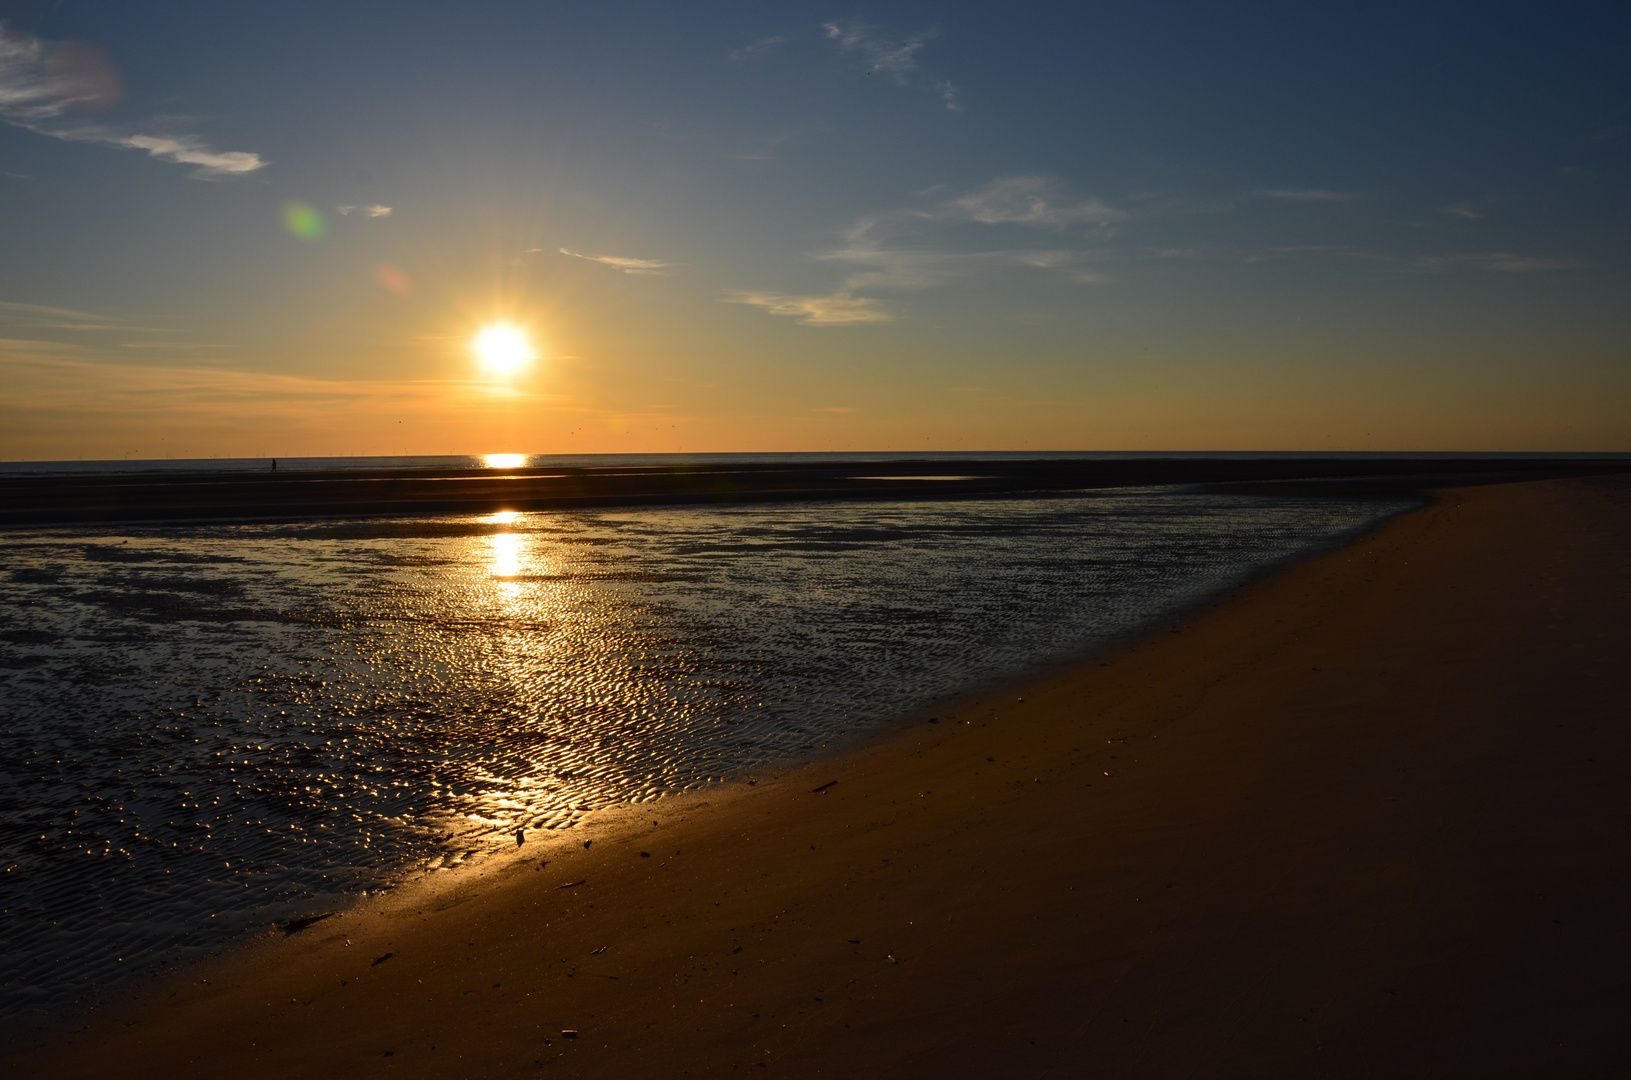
[1013, 249, 1107, 281]
[337, 204, 393, 218]
[824, 22, 928, 81]
[928, 175, 1123, 229]
[723, 290, 891, 326]
[819, 222, 1105, 291]
[1414, 252, 1583, 274]
[1440, 201, 1483, 220]
[1257, 187, 1360, 202]
[1270, 246, 1583, 274]
[823, 21, 961, 111]
[726, 129, 796, 162]
[117, 341, 234, 351]
[0, 345, 558, 420]
[0, 23, 265, 178]
[95, 131, 261, 176]
[559, 248, 672, 275]
[729, 35, 787, 62]
[0, 299, 145, 332]
[727, 177, 1116, 327]
[827, 177, 1122, 289]
[0, 27, 101, 119]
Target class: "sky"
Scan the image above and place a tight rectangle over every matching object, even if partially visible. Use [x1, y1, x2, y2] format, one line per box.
[1, 0, 1628, 459]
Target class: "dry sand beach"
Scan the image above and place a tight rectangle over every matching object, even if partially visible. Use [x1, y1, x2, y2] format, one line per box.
[10, 474, 1630, 1078]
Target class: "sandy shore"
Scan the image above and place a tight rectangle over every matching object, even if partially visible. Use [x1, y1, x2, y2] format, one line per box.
[11, 475, 1630, 1078]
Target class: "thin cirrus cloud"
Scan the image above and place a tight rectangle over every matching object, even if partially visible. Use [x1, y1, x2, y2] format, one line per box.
[0, 299, 138, 332]
[927, 175, 1124, 228]
[728, 35, 787, 63]
[822, 21, 962, 112]
[728, 22, 962, 112]
[0, 299, 182, 338]
[728, 176, 1118, 327]
[1272, 245, 1582, 274]
[337, 204, 393, 217]
[0, 347, 551, 424]
[558, 249, 672, 275]
[823, 21, 927, 81]
[1, 300, 216, 352]
[0, 23, 264, 178]
[1257, 187, 1360, 202]
[1413, 252, 1582, 274]
[723, 290, 892, 326]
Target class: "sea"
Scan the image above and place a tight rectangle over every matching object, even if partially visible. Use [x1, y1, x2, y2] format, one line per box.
[0, 453, 1423, 1027]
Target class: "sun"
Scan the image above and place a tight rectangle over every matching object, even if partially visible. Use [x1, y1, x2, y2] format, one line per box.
[472, 324, 534, 375]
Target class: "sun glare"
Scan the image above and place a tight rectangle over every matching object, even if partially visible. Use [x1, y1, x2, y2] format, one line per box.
[472, 324, 534, 375]
[490, 532, 523, 579]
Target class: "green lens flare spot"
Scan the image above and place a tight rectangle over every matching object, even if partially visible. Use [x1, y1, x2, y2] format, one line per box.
[283, 202, 325, 240]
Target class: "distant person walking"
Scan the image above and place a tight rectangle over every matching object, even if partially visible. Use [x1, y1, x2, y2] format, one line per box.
[271, 459, 278, 472]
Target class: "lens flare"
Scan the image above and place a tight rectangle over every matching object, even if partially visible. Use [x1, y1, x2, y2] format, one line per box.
[283, 202, 325, 240]
[372, 262, 412, 294]
[473, 324, 533, 375]
[44, 41, 122, 112]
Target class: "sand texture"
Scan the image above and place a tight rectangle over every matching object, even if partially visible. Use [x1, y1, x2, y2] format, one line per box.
[11, 475, 1630, 1078]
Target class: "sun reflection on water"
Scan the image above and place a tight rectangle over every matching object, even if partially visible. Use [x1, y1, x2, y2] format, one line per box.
[0, 492, 1417, 1018]
[490, 531, 524, 580]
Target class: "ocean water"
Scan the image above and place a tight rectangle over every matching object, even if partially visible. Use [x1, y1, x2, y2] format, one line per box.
[0, 488, 1412, 1023]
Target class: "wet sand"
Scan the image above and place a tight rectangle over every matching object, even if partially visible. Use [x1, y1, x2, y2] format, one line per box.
[11, 475, 1630, 1077]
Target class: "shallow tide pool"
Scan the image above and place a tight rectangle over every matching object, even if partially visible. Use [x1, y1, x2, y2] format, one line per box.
[0, 488, 1411, 1022]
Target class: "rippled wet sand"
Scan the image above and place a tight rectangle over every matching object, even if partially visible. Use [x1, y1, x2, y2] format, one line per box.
[0, 489, 1409, 1021]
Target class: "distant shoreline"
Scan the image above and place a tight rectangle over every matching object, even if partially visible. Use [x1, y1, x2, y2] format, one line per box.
[4, 455, 1627, 528]
[6, 449, 1628, 478]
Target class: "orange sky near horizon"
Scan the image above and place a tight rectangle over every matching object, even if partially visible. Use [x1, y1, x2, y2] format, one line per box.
[3, 326, 1626, 460]
[4, 6, 1630, 461]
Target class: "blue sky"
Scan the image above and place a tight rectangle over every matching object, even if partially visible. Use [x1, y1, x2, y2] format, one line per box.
[1, 1, 1628, 457]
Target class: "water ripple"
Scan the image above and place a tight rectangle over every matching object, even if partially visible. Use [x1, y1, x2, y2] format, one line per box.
[0, 489, 1409, 1021]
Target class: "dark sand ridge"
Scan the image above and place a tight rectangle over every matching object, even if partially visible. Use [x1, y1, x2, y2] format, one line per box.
[10, 475, 1629, 1077]
[3, 455, 1623, 527]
